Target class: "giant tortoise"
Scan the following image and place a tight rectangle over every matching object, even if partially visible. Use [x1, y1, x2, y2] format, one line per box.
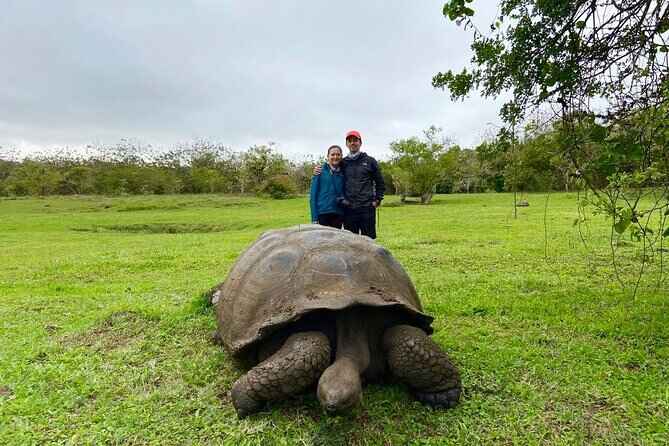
[212, 225, 461, 417]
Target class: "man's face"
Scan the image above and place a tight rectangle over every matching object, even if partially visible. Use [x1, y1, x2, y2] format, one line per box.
[346, 137, 361, 153]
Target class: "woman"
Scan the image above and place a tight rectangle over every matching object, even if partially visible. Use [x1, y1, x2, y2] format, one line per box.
[310, 145, 348, 228]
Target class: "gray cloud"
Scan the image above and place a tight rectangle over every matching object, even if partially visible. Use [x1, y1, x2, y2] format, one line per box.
[1, 0, 503, 159]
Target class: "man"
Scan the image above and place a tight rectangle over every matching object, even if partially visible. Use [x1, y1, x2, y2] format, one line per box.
[315, 130, 385, 238]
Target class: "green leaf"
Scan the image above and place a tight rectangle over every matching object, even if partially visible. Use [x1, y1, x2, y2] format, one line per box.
[614, 219, 629, 234]
[663, 227, 669, 237]
[589, 124, 607, 143]
[658, 19, 669, 34]
[614, 209, 632, 234]
[442, 3, 451, 18]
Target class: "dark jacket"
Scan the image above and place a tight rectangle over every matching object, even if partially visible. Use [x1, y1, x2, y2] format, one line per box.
[309, 163, 345, 222]
[341, 152, 385, 209]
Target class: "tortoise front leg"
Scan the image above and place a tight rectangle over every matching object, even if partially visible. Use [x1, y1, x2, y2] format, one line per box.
[231, 331, 331, 418]
[383, 325, 461, 408]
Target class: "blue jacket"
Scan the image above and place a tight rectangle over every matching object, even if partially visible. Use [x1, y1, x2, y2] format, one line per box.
[310, 163, 345, 222]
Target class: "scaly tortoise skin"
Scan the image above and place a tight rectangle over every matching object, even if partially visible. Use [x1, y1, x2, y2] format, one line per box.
[212, 225, 461, 417]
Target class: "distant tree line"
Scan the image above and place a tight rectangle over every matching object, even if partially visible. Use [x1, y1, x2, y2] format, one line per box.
[383, 111, 668, 204]
[0, 140, 315, 199]
[388, 126, 539, 204]
[1, 113, 666, 201]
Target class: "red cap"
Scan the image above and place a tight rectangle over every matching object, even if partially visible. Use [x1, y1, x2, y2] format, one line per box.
[345, 130, 362, 141]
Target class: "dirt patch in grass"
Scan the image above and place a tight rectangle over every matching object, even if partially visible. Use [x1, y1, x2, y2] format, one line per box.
[583, 397, 618, 440]
[621, 360, 643, 372]
[44, 324, 61, 334]
[71, 223, 250, 234]
[116, 199, 259, 212]
[539, 396, 624, 442]
[28, 351, 50, 364]
[216, 388, 232, 405]
[0, 386, 13, 398]
[383, 199, 448, 207]
[62, 311, 152, 351]
[415, 238, 446, 246]
[116, 204, 185, 212]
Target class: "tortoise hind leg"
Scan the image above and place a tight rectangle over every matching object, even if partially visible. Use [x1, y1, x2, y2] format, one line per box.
[231, 331, 331, 418]
[383, 325, 461, 408]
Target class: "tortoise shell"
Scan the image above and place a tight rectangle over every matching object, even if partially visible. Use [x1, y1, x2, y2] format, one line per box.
[214, 225, 433, 356]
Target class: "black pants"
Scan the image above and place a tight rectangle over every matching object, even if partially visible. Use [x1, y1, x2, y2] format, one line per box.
[318, 213, 344, 229]
[344, 206, 376, 239]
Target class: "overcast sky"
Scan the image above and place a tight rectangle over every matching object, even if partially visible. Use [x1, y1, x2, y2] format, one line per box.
[1, 1, 504, 160]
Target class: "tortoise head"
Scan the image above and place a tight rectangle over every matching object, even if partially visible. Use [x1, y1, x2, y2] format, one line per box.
[317, 357, 362, 412]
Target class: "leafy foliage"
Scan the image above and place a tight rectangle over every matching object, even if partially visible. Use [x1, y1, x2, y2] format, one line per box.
[258, 174, 298, 199]
[435, 0, 668, 124]
[0, 140, 315, 198]
[239, 144, 291, 194]
[435, 0, 669, 294]
[388, 126, 455, 204]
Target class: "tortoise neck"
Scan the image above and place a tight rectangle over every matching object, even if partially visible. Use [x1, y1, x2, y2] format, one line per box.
[316, 306, 374, 412]
[334, 306, 371, 374]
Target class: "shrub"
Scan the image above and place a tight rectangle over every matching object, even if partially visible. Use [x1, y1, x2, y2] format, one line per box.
[259, 174, 297, 199]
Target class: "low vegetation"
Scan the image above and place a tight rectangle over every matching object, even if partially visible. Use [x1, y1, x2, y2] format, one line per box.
[1, 193, 667, 444]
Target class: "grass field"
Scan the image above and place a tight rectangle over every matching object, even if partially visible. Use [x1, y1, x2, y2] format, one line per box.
[1, 193, 668, 445]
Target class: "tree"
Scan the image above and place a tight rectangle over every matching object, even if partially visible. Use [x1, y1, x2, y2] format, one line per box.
[434, 145, 465, 193]
[435, 0, 668, 123]
[258, 174, 298, 199]
[4, 160, 62, 196]
[474, 140, 506, 192]
[454, 148, 481, 193]
[0, 158, 18, 195]
[389, 126, 453, 204]
[435, 0, 669, 293]
[183, 141, 238, 193]
[434, 0, 668, 190]
[289, 157, 319, 194]
[61, 166, 96, 194]
[240, 144, 289, 194]
[435, 0, 668, 170]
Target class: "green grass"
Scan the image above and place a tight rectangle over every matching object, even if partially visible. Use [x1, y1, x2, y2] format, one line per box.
[1, 193, 667, 445]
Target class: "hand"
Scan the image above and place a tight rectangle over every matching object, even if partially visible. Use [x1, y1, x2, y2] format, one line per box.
[372, 200, 380, 208]
[337, 197, 351, 208]
[313, 165, 323, 175]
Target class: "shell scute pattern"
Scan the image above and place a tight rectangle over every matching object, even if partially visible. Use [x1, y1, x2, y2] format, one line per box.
[215, 225, 433, 356]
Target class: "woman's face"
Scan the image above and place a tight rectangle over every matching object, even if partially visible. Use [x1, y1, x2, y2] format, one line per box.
[328, 148, 342, 166]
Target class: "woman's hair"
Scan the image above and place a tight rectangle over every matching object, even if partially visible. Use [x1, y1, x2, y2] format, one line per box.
[327, 145, 342, 155]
